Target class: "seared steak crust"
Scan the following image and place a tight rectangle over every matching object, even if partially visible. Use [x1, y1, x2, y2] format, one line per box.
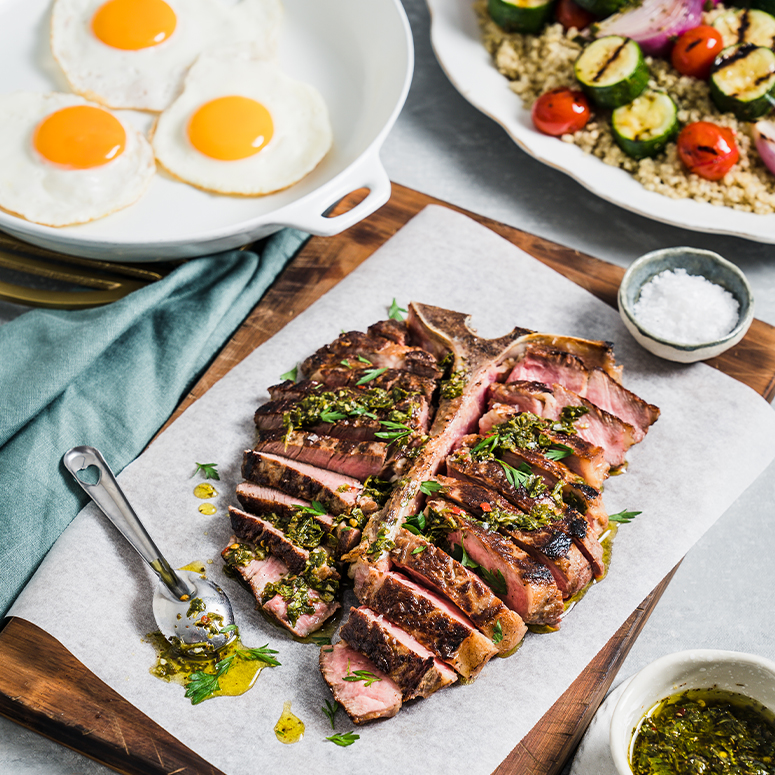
[339, 606, 457, 700]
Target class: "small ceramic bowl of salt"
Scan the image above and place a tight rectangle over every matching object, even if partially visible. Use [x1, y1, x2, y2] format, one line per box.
[618, 247, 754, 363]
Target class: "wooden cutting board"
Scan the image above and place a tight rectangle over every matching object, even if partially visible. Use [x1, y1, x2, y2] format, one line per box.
[2, 183, 774, 775]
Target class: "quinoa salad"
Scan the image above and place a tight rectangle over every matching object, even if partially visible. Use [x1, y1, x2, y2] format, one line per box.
[475, 0, 775, 213]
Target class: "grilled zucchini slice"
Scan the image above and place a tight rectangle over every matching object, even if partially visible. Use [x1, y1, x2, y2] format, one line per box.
[710, 43, 775, 121]
[611, 90, 679, 160]
[712, 8, 775, 49]
[488, 0, 555, 33]
[574, 37, 649, 109]
[574, 0, 626, 17]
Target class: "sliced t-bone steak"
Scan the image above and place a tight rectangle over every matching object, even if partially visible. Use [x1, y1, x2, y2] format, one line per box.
[310, 367, 438, 400]
[367, 318, 409, 345]
[235, 482, 334, 531]
[480, 402, 610, 489]
[221, 538, 289, 602]
[425, 498, 565, 627]
[264, 589, 340, 638]
[228, 506, 310, 574]
[355, 567, 497, 679]
[488, 381, 636, 469]
[390, 528, 527, 653]
[446, 446, 605, 578]
[507, 347, 659, 440]
[339, 606, 458, 700]
[242, 450, 361, 515]
[254, 430, 388, 482]
[436, 477, 593, 599]
[319, 642, 402, 724]
[302, 329, 443, 380]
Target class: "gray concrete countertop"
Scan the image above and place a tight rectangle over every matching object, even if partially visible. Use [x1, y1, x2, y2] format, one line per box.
[3, 1, 775, 772]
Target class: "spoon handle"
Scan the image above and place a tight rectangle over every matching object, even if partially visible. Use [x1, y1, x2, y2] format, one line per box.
[63, 446, 194, 601]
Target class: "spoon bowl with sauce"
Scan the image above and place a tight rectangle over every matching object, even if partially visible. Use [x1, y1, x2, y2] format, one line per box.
[63, 445, 236, 655]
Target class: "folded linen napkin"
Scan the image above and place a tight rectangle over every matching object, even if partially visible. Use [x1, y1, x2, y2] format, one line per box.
[0, 229, 307, 617]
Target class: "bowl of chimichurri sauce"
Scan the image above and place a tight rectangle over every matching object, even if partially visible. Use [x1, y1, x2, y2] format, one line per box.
[609, 650, 775, 775]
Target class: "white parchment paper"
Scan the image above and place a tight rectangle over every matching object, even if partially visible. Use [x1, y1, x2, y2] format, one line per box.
[10, 205, 775, 775]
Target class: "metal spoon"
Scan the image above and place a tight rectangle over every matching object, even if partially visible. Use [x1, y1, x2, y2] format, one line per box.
[63, 445, 236, 655]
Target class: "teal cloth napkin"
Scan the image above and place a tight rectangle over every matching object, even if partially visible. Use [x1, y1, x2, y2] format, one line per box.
[0, 229, 308, 617]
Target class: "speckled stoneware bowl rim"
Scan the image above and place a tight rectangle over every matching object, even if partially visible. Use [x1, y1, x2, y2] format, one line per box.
[617, 247, 755, 356]
[609, 649, 775, 775]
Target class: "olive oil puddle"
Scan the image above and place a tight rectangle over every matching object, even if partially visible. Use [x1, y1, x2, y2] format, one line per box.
[147, 632, 268, 702]
[275, 700, 305, 744]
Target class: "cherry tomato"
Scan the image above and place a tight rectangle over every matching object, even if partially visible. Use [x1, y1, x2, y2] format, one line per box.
[671, 25, 725, 80]
[554, 0, 595, 32]
[677, 121, 739, 180]
[531, 88, 591, 136]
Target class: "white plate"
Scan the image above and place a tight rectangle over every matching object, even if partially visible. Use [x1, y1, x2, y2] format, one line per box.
[426, 0, 775, 244]
[0, 0, 413, 260]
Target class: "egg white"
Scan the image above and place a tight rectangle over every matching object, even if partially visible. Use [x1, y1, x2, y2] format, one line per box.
[0, 92, 155, 227]
[50, 0, 283, 112]
[151, 48, 333, 196]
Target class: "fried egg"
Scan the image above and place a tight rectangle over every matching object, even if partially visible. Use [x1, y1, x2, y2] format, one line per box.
[50, 0, 282, 111]
[151, 49, 333, 195]
[0, 92, 155, 226]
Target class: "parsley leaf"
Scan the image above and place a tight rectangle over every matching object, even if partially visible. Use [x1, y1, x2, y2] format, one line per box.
[280, 365, 298, 382]
[411, 545, 426, 555]
[296, 500, 327, 516]
[420, 480, 442, 496]
[496, 459, 531, 489]
[403, 511, 426, 536]
[320, 409, 348, 423]
[375, 420, 413, 442]
[453, 542, 479, 570]
[322, 699, 339, 730]
[545, 444, 573, 461]
[480, 566, 508, 596]
[326, 731, 360, 747]
[609, 509, 642, 524]
[193, 462, 220, 481]
[388, 298, 407, 321]
[355, 367, 388, 386]
[492, 620, 503, 645]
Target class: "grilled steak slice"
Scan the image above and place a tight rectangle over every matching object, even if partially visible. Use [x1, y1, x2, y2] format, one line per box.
[498, 447, 608, 535]
[355, 567, 497, 679]
[235, 482, 334, 531]
[489, 381, 637, 469]
[221, 538, 289, 601]
[445, 445, 605, 578]
[425, 497, 565, 626]
[263, 589, 340, 638]
[303, 330, 443, 380]
[308, 367, 438, 400]
[228, 507, 311, 574]
[480, 403, 610, 489]
[519, 334, 622, 383]
[319, 642, 402, 724]
[242, 450, 361, 516]
[390, 528, 526, 653]
[507, 347, 659, 440]
[339, 606, 458, 700]
[435, 478, 592, 598]
[254, 430, 388, 482]
[368, 318, 409, 345]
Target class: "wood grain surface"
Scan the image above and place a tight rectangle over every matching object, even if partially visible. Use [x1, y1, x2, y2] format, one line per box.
[2, 183, 774, 775]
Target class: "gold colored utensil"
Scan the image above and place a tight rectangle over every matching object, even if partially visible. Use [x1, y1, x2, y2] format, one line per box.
[0, 231, 183, 309]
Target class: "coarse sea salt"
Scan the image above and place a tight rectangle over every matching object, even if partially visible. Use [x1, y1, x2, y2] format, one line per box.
[632, 268, 740, 345]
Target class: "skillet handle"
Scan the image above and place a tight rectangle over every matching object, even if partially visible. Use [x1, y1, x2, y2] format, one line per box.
[275, 151, 391, 236]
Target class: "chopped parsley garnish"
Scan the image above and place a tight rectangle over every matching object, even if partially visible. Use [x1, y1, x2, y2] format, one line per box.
[609, 509, 641, 523]
[420, 480, 442, 495]
[479, 566, 508, 596]
[280, 365, 298, 382]
[326, 731, 360, 747]
[192, 462, 220, 481]
[496, 459, 532, 490]
[356, 367, 388, 385]
[320, 409, 348, 423]
[296, 500, 327, 516]
[375, 420, 413, 442]
[403, 511, 426, 535]
[322, 699, 339, 729]
[492, 620, 503, 645]
[388, 298, 407, 321]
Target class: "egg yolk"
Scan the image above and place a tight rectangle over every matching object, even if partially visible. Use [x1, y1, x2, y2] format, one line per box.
[187, 96, 273, 161]
[34, 106, 126, 169]
[92, 0, 177, 50]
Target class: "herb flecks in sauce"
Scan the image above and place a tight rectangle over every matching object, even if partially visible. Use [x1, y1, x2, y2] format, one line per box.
[631, 688, 775, 775]
[275, 700, 305, 744]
